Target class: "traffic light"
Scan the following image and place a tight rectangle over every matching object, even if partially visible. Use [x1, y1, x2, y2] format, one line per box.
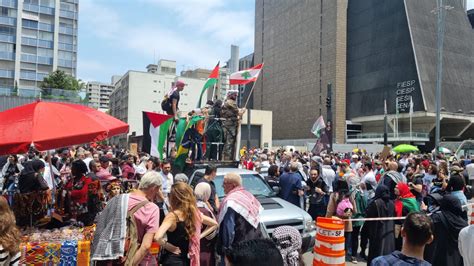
[326, 97, 331, 108]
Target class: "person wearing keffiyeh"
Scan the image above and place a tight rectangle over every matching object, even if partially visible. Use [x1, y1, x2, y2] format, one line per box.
[272, 226, 302, 266]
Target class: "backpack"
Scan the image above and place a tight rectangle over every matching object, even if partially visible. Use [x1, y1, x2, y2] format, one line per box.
[161, 94, 171, 113]
[123, 200, 149, 265]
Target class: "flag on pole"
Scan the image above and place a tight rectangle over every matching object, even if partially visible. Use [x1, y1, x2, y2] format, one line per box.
[384, 99, 387, 116]
[311, 116, 326, 138]
[409, 96, 414, 115]
[197, 62, 219, 108]
[174, 116, 205, 171]
[229, 63, 264, 85]
[142, 111, 173, 159]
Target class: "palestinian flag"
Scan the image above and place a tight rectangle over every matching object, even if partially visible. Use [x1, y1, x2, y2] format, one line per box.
[311, 115, 326, 139]
[142, 111, 173, 159]
[197, 62, 219, 108]
[174, 115, 205, 171]
[229, 63, 264, 85]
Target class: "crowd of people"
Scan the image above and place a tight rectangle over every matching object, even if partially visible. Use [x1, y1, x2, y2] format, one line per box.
[239, 147, 474, 266]
[0, 144, 473, 265]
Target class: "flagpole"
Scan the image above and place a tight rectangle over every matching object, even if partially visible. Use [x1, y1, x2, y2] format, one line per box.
[235, 78, 259, 160]
[410, 96, 413, 140]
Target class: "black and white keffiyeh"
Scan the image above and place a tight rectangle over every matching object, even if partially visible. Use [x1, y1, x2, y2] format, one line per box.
[272, 226, 302, 266]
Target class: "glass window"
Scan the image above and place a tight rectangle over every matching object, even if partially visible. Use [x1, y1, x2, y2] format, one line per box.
[40, 0, 55, 8]
[22, 29, 38, 38]
[22, 19, 38, 29]
[1, 7, 8, 16]
[0, 25, 15, 35]
[60, 2, 75, 12]
[38, 31, 53, 40]
[37, 48, 53, 57]
[24, 0, 40, 5]
[58, 50, 73, 60]
[0, 43, 13, 52]
[58, 34, 73, 43]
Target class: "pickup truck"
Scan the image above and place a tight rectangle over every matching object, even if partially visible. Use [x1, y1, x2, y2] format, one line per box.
[189, 167, 316, 251]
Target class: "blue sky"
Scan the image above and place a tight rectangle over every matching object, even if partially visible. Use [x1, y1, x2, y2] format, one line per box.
[77, 0, 255, 83]
[77, 0, 474, 83]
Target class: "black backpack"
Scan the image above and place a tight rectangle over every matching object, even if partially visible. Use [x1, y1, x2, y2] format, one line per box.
[161, 94, 171, 113]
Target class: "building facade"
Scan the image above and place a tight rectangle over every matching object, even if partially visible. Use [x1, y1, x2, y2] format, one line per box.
[86, 81, 113, 111]
[253, 0, 348, 144]
[0, 0, 78, 97]
[253, 0, 474, 147]
[468, 9, 474, 28]
[109, 61, 207, 145]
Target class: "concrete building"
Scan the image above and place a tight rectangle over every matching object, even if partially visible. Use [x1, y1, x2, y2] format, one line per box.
[109, 60, 207, 145]
[86, 81, 113, 111]
[253, 0, 348, 144]
[253, 0, 474, 149]
[0, 0, 78, 97]
[346, 0, 474, 147]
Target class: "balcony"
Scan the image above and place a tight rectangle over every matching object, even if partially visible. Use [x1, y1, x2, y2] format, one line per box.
[21, 36, 37, 46]
[58, 59, 73, 68]
[0, 69, 14, 78]
[37, 55, 53, 65]
[37, 39, 53, 48]
[23, 3, 54, 15]
[59, 26, 75, 35]
[20, 71, 36, 80]
[0, 16, 16, 26]
[0, 51, 14, 60]
[38, 22, 54, 32]
[58, 42, 76, 51]
[346, 132, 430, 144]
[59, 9, 75, 19]
[0, 87, 13, 96]
[20, 53, 36, 63]
[0, 0, 16, 8]
[18, 88, 41, 98]
[0, 34, 15, 43]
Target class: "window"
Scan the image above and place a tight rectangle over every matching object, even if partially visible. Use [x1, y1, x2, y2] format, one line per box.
[58, 34, 73, 44]
[24, 0, 40, 5]
[0, 43, 13, 52]
[22, 19, 38, 29]
[60, 2, 75, 12]
[37, 48, 53, 57]
[38, 31, 53, 41]
[0, 25, 15, 35]
[40, 0, 55, 8]
[1, 7, 8, 16]
[58, 50, 73, 60]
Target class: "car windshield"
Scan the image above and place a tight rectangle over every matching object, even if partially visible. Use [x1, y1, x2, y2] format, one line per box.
[214, 174, 273, 199]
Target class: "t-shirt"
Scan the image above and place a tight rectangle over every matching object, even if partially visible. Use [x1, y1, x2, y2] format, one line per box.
[166, 90, 180, 115]
[160, 171, 173, 195]
[407, 175, 423, 202]
[372, 250, 431, 266]
[96, 168, 114, 181]
[0, 245, 20, 266]
[458, 225, 474, 266]
[127, 194, 160, 264]
[278, 172, 303, 207]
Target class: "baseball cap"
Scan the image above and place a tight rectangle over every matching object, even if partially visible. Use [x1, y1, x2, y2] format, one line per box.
[99, 156, 110, 163]
[176, 80, 187, 87]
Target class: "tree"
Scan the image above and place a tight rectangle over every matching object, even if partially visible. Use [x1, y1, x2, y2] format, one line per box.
[40, 70, 84, 91]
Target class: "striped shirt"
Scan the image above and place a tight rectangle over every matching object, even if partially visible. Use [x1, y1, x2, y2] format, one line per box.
[0, 245, 20, 266]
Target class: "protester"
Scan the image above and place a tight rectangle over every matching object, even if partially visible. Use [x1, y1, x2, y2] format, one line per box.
[425, 194, 467, 266]
[220, 92, 244, 161]
[361, 162, 377, 199]
[86, 160, 100, 181]
[0, 196, 21, 265]
[224, 239, 284, 266]
[167, 80, 186, 120]
[266, 164, 280, 188]
[306, 168, 329, 219]
[405, 166, 423, 203]
[18, 159, 49, 194]
[194, 182, 218, 266]
[0, 154, 23, 192]
[65, 160, 92, 225]
[380, 162, 406, 200]
[272, 226, 302, 266]
[196, 164, 219, 213]
[96, 156, 113, 181]
[447, 173, 468, 207]
[121, 155, 136, 180]
[394, 183, 420, 250]
[372, 212, 433, 266]
[279, 162, 304, 207]
[91, 171, 162, 265]
[350, 180, 368, 264]
[217, 172, 264, 260]
[365, 185, 396, 265]
[458, 224, 474, 266]
[321, 158, 336, 192]
[154, 182, 218, 266]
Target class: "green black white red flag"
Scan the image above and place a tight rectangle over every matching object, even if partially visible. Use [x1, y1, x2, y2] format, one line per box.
[197, 62, 219, 108]
[142, 111, 173, 159]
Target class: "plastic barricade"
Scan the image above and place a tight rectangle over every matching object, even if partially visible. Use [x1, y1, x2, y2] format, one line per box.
[313, 217, 345, 266]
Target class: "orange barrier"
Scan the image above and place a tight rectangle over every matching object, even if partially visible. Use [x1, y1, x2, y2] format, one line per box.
[313, 217, 345, 266]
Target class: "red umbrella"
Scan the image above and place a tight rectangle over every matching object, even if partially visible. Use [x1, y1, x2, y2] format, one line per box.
[0, 101, 129, 155]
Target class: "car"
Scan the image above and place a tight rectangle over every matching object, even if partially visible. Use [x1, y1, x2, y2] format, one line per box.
[189, 168, 316, 251]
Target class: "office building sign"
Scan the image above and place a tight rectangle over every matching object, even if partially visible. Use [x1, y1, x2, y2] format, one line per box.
[396, 80, 416, 112]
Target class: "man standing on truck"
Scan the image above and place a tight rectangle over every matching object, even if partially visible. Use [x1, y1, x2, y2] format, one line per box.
[220, 92, 245, 161]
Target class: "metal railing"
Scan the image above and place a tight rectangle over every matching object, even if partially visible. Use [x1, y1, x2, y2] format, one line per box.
[23, 3, 55, 15]
[39, 22, 54, 32]
[37, 39, 53, 48]
[20, 71, 36, 81]
[0, 16, 16, 26]
[0, 69, 14, 78]
[59, 26, 75, 35]
[347, 132, 430, 140]
[0, 51, 15, 60]
[0, 87, 13, 96]
[59, 9, 75, 19]
[58, 59, 74, 68]
[58, 42, 76, 51]
[0, 0, 17, 8]
[37, 55, 53, 65]
[20, 53, 37, 63]
[0, 34, 15, 43]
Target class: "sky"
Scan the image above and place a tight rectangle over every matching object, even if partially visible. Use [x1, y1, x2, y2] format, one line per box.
[77, 0, 255, 83]
[77, 0, 474, 83]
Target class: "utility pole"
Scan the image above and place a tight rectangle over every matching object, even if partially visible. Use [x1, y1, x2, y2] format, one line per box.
[326, 83, 333, 150]
[384, 98, 388, 146]
[433, 0, 452, 152]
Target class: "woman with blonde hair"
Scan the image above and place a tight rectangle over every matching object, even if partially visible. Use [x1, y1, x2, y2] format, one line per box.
[0, 196, 21, 265]
[154, 182, 218, 266]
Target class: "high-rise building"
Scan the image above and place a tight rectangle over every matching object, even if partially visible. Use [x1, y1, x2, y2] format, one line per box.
[253, 0, 474, 147]
[86, 81, 113, 111]
[0, 0, 78, 97]
[109, 60, 207, 146]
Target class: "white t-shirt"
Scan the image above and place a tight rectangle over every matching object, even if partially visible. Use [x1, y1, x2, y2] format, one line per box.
[458, 225, 474, 266]
[160, 171, 173, 195]
[361, 170, 377, 198]
[0, 245, 20, 266]
[321, 165, 336, 192]
[83, 157, 93, 172]
[466, 163, 474, 180]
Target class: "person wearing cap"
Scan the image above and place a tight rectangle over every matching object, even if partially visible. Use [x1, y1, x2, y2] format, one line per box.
[220, 92, 245, 161]
[96, 156, 113, 181]
[168, 80, 186, 121]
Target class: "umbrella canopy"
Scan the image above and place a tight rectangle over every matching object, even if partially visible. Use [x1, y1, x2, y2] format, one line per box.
[352, 148, 366, 153]
[0, 101, 129, 155]
[392, 144, 419, 153]
[432, 147, 452, 154]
